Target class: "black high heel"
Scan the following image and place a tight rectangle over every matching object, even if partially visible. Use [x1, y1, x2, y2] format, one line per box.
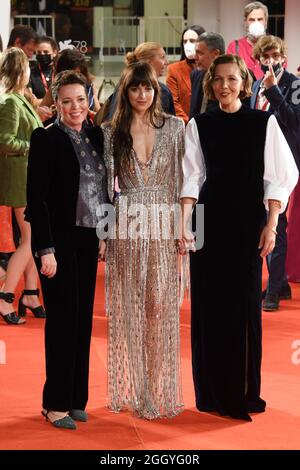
[18, 288, 46, 318]
[0, 292, 26, 325]
[41, 410, 77, 430]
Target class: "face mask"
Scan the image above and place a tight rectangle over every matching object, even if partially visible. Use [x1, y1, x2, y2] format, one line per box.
[184, 41, 196, 60]
[260, 62, 282, 76]
[36, 53, 52, 68]
[248, 21, 265, 38]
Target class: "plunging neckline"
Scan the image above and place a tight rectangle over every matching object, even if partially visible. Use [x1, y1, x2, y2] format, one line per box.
[132, 127, 159, 185]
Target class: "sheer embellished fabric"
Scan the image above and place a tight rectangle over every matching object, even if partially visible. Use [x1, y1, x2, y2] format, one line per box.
[102, 116, 185, 419]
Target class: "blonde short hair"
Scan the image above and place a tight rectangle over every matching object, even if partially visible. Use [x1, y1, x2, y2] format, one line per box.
[0, 47, 29, 93]
[253, 35, 286, 61]
[203, 54, 253, 101]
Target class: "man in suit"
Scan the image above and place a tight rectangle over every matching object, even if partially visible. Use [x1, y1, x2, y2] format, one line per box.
[189, 32, 225, 119]
[251, 35, 300, 311]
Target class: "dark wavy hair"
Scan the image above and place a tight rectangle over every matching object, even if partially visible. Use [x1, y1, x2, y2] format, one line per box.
[52, 70, 88, 100]
[7, 24, 38, 48]
[110, 62, 166, 172]
[54, 48, 93, 84]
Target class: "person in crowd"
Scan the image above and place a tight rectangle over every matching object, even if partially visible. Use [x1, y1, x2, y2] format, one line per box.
[97, 42, 175, 124]
[7, 24, 38, 59]
[26, 71, 109, 430]
[190, 32, 225, 119]
[167, 25, 205, 123]
[227, 1, 268, 80]
[29, 36, 58, 99]
[7, 25, 53, 122]
[0, 35, 12, 283]
[0, 47, 44, 325]
[180, 54, 298, 421]
[102, 62, 184, 419]
[251, 35, 300, 311]
[41, 48, 100, 114]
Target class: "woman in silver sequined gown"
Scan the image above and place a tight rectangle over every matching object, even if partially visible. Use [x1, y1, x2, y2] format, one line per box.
[101, 62, 185, 419]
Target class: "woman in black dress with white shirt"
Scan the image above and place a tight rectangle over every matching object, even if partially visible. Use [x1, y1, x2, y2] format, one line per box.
[180, 55, 298, 421]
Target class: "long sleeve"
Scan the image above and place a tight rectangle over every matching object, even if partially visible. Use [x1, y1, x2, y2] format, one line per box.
[26, 127, 55, 251]
[189, 69, 202, 119]
[101, 123, 115, 203]
[171, 118, 185, 203]
[264, 78, 300, 133]
[180, 118, 206, 200]
[263, 114, 299, 212]
[0, 96, 29, 156]
[166, 66, 189, 124]
[159, 82, 176, 115]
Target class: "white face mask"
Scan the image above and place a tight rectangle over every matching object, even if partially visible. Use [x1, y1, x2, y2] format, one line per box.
[184, 41, 196, 60]
[248, 21, 265, 38]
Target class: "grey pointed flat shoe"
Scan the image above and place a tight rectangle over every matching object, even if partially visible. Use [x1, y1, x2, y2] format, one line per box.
[69, 409, 88, 422]
[41, 410, 77, 429]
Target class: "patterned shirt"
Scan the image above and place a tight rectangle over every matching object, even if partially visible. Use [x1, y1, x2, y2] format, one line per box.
[56, 119, 109, 228]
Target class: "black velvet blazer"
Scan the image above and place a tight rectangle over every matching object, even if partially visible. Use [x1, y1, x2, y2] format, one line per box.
[26, 124, 104, 252]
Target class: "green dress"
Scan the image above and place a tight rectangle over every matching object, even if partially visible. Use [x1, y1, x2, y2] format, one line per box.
[0, 93, 42, 207]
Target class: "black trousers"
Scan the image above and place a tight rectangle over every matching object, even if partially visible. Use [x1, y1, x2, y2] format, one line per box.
[266, 210, 289, 295]
[34, 226, 99, 411]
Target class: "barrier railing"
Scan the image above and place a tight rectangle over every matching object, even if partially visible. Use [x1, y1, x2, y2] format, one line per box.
[98, 15, 185, 64]
[13, 15, 55, 38]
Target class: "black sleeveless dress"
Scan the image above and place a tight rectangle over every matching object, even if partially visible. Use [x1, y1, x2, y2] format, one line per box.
[191, 105, 270, 421]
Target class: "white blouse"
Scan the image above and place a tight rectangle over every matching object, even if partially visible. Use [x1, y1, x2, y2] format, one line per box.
[180, 114, 299, 213]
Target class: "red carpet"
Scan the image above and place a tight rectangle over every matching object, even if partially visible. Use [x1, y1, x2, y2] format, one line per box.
[0, 263, 300, 450]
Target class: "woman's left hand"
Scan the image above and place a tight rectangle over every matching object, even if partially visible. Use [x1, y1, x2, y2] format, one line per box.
[176, 239, 186, 255]
[258, 225, 277, 257]
[98, 240, 106, 261]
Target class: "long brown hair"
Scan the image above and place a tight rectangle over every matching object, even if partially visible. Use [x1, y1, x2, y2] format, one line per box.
[110, 62, 166, 172]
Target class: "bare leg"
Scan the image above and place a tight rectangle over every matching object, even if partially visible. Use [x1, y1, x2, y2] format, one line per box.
[0, 207, 34, 314]
[22, 257, 42, 309]
[0, 266, 6, 281]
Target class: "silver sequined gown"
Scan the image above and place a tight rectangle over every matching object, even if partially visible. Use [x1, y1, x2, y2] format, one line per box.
[102, 116, 184, 419]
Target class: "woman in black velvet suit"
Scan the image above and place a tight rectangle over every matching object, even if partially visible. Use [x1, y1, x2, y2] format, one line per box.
[26, 71, 109, 430]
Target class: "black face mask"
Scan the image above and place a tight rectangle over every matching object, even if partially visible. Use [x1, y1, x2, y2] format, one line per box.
[36, 53, 52, 68]
[260, 62, 282, 76]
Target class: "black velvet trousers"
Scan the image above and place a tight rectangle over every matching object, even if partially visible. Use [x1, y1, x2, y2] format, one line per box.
[34, 226, 99, 412]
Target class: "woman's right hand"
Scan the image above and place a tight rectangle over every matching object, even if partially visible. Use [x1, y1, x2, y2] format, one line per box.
[40, 253, 57, 278]
[181, 226, 196, 254]
[98, 240, 106, 261]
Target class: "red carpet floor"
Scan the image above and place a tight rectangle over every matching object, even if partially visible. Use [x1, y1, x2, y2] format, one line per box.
[0, 263, 300, 450]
